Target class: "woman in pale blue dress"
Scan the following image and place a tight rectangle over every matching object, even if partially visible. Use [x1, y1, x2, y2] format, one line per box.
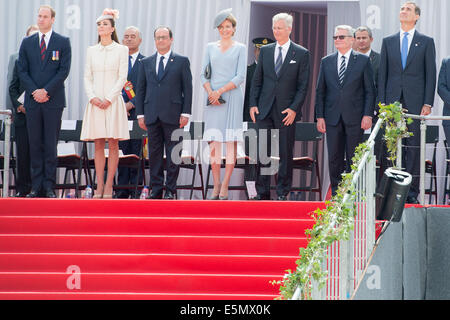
[201, 8, 247, 200]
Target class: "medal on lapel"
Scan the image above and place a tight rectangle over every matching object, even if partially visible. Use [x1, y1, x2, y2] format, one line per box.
[52, 51, 59, 61]
[123, 81, 136, 99]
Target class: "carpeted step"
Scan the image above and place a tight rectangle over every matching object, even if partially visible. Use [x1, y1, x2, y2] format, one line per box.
[0, 272, 282, 294]
[0, 253, 299, 274]
[0, 234, 308, 255]
[0, 216, 314, 237]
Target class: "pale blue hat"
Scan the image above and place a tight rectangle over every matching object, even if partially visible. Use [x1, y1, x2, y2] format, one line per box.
[214, 8, 233, 28]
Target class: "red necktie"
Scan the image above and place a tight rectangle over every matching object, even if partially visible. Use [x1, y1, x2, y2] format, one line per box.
[40, 34, 46, 61]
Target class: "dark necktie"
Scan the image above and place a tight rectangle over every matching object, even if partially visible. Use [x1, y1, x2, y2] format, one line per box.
[338, 56, 346, 85]
[40, 34, 46, 61]
[128, 55, 133, 77]
[401, 32, 408, 69]
[157, 56, 165, 81]
[275, 46, 283, 76]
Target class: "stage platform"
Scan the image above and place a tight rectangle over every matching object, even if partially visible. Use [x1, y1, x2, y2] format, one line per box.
[0, 198, 325, 300]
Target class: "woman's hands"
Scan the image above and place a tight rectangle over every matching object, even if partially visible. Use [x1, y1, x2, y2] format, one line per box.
[90, 97, 112, 110]
[208, 89, 222, 106]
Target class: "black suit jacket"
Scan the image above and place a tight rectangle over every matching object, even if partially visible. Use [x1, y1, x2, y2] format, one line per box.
[378, 30, 436, 114]
[369, 50, 380, 90]
[8, 57, 27, 127]
[243, 62, 257, 122]
[315, 50, 375, 126]
[249, 42, 310, 120]
[135, 51, 192, 126]
[18, 31, 71, 109]
[438, 57, 450, 127]
[122, 53, 145, 120]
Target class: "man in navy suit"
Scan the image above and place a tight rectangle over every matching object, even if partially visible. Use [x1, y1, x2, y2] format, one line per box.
[116, 26, 146, 199]
[136, 26, 192, 199]
[315, 25, 375, 196]
[249, 13, 310, 201]
[438, 57, 450, 150]
[378, 1, 436, 204]
[7, 25, 39, 197]
[18, 5, 71, 198]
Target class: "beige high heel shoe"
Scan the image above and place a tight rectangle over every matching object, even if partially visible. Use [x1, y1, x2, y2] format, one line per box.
[209, 184, 221, 200]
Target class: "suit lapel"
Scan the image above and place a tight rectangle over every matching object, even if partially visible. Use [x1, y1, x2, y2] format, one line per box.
[341, 51, 357, 86]
[148, 53, 157, 80]
[392, 32, 403, 69]
[405, 31, 421, 69]
[266, 44, 276, 78]
[42, 34, 56, 69]
[330, 52, 339, 85]
[277, 43, 296, 79]
[159, 52, 175, 82]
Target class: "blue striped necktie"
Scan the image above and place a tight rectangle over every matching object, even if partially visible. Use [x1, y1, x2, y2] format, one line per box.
[275, 46, 283, 76]
[338, 56, 346, 85]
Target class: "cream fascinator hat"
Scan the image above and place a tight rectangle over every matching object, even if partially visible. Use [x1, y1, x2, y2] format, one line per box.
[96, 8, 120, 23]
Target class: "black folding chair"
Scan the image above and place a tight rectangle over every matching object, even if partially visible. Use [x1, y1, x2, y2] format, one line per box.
[57, 120, 90, 198]
[269, 122, 323, 200]
[424, 125, 439, 204]
[113, 120, 148, 197]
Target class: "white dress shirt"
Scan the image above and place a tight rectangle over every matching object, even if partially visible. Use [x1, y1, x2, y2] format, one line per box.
[156, 50, 171, 74]
[400, 27, 415, 53]
[337, 49, 352, 72]
[38, 29, 53, 48]
[129, 51, 140, 68]
[274, 39, 291, 64]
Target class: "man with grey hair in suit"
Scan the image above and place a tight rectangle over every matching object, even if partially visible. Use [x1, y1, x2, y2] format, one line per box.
[250, 12, 311, 200]
[315, 25, 375, 196]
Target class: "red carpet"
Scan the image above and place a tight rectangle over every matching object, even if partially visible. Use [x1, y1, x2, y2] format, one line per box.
[0, 199, 325, 300]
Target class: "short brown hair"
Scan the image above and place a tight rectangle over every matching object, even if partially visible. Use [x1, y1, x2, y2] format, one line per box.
[39, 5, 56, 18]
[404, 1, 421, 16]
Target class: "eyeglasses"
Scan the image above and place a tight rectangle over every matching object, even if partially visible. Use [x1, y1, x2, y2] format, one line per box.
[333, 35, 352, 40]
[155, 36, 170, 41]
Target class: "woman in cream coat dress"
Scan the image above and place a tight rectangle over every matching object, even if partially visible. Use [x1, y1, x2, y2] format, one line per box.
[81, 9, 129, 198]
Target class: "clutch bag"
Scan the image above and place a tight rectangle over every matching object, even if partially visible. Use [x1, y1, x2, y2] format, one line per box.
[204, 62, 211, 80]
[207, 96, 226, 106]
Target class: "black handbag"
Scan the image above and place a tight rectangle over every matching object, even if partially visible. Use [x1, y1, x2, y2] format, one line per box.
[204, 62, 211, 80]
[204, 62, 226, 105]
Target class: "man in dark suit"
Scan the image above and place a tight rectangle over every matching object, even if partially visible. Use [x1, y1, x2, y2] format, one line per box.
[354, 26, 388, 177]
[315, 25, 375, 196]
[249, 13, 310, 201]
[136, 26, 192, 199]
[438, 57, 450, 154]
[17, 5, 72, 198]
[116, 26, 146, 199]
[7, 25, 39, 197]
[354, 26, 380, 89]
[378, 1, 436, 204]
[243, 37, 274, 122]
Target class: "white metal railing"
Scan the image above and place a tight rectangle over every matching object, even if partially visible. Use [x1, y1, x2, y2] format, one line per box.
[399, 114, 450, 204]
[291, 113, 450, 300]
[292, 117, 381, 300]
[0, 109, 12, 197]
